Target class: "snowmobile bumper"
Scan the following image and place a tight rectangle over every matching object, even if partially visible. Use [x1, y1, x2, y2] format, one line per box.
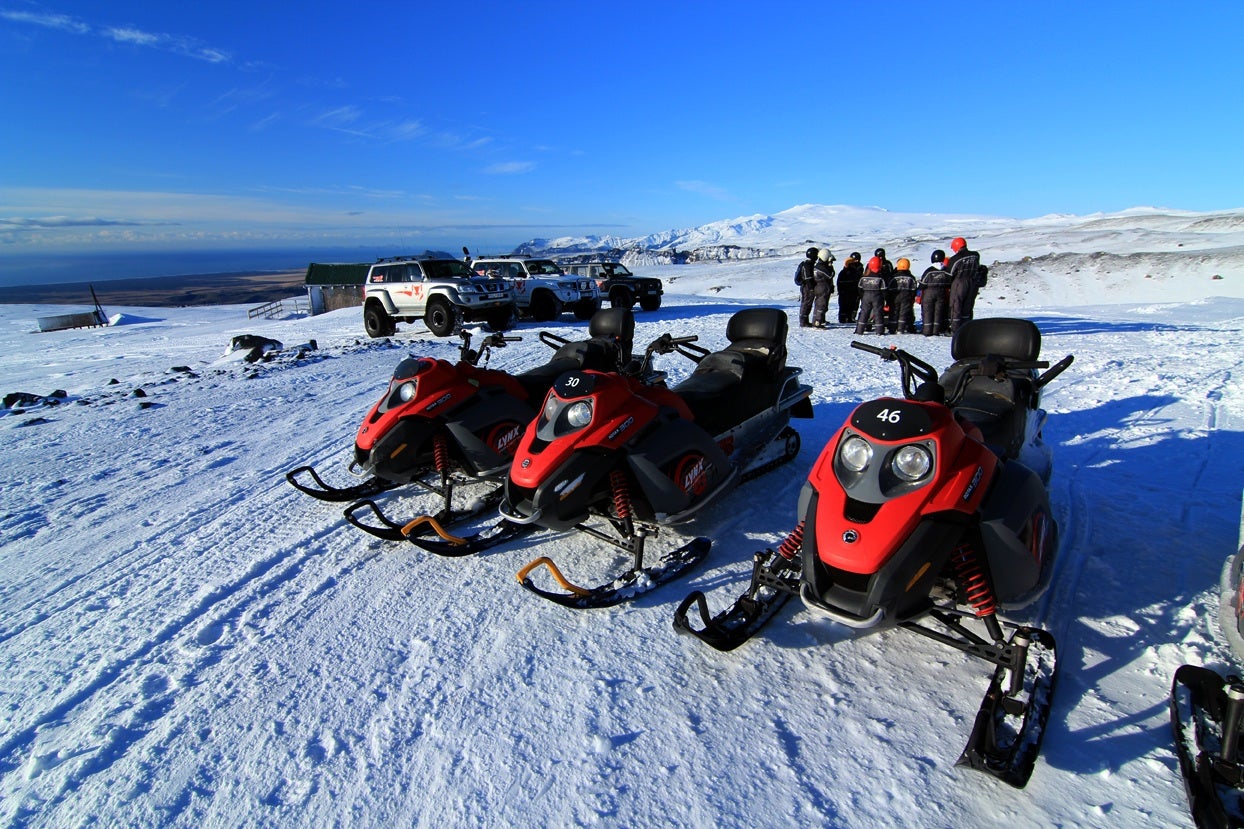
[285, 464, 401, 502]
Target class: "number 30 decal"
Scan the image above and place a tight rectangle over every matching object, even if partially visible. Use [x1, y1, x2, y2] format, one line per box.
[876, 409, 902, 424]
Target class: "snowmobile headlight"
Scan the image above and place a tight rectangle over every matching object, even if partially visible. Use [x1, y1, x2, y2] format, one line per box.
[565, 400, 593, 429]
[542, 395, 560, 422]
[839, 435, 873, 472]
[892, 444, 932, 482]
[397, 381, 417, 402]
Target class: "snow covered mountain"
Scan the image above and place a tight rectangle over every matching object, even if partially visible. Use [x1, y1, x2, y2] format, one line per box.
[1, 207, 1243, 827]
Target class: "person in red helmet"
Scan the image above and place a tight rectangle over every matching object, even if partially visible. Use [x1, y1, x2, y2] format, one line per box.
[946, 236, 981, 333]
[854, 256, 887, 335]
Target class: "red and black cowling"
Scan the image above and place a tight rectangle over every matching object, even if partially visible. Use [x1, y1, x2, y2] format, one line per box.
[799, 395, 998, 627]
[353, 356, 530, 483]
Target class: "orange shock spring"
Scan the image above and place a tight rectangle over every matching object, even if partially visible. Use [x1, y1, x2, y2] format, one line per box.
[609, 469, 633, 519]
[952, 543, 997, 617]
[777, 520, 805, 560]
[433, 433, 450, 475]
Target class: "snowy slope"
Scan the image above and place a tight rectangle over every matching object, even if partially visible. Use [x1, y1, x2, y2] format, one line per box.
[2, 212, 1244, 827]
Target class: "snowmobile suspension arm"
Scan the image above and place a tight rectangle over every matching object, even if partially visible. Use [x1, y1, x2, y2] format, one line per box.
[903, 609, 1015, 670]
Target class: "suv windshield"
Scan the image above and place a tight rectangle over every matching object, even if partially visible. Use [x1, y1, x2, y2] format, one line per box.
[526, 260, 564, 275]
[605, 263, 633, 276]
[422, 259, 476, 279]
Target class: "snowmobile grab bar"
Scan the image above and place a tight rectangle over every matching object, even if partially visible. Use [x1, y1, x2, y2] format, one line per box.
[538, 331, 572, 349]
[799, 584, 887, 629]
[1034, 354, 1074, 390]
[515, 556, 593, 597]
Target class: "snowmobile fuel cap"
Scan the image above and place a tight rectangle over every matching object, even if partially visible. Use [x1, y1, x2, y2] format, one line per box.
[554, 371, 596, 399]
[850, 399, 934, 441]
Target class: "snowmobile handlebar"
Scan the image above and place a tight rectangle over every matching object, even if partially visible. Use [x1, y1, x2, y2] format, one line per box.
[850, 341, 940, 400]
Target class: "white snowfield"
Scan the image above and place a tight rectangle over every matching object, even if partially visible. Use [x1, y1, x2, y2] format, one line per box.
[2, 208, 1243, 828]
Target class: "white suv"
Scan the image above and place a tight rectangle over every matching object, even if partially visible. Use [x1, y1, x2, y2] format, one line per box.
[362, 256, 515, 338]
[470, 256, 601, 321]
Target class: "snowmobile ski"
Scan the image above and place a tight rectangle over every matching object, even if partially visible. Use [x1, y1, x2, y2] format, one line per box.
[955, 625, 1058, 788]
[286, 464, 402, 502]
[673, 549, 802, 651]
[342, 493, 528, 556]
[517, 536, 711, 609]
[1170, 664, 1244, 828]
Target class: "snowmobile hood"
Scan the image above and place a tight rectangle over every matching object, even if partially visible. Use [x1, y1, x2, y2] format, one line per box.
[808, 397, 998, 575]
[508, 370, 684, 490]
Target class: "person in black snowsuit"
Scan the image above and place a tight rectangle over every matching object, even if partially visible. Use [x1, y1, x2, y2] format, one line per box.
[888, 258, 918, 333]
[946, 237, 981, 334]
[855, 256, 887, 335]
[837, 252, 863, 323]
[919, 249, 952, 336]
[794, 247, 818, 327]
[811, 248, 835, 327]
[872, 247, 895, 332]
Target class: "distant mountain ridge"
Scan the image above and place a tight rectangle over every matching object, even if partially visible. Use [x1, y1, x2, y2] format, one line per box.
[517, 203, 1244, 267]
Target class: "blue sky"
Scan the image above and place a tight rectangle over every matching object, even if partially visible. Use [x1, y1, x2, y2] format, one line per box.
[2, 0, 1242, 260]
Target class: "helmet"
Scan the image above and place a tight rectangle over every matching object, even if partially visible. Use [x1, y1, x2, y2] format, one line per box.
[950, 237, 967, 253]
[867, 256, 882, 273]
[931, 249, 946, 263]
[806, 247, 819, 259]
[849, 252, 861, 261]
[895, 257, 910, 271]
[874, 247, 886, 258]
[817, 249, 831, 262]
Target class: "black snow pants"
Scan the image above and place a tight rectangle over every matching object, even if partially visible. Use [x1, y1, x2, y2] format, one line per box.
[921, 288, 949, 335]
[855, 291, 885, 334]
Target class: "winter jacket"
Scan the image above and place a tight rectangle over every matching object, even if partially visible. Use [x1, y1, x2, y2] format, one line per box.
[813, 261, 835, 296]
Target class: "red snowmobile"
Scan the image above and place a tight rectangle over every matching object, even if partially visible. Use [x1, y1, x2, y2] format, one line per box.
[286, 309, 636, 547]
[495, 307, 814, 608]
[1170, 537, 1244, 828]
[674, 317, 1073, 787]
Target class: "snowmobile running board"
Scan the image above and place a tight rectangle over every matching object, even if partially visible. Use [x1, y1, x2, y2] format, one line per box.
[286, 464, 402, 502]
[672, 549, 802, 650]
[517, 537, 711, 609]
[1170, 664, 1244, 828]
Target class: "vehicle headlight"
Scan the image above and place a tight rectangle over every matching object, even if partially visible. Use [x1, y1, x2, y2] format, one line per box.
[397, 381, 417, 402]
[839, 435, 873, 472]
[892, 444, 932, 482]
[543, 396, 560, 422]
[565, 400, 593, 429]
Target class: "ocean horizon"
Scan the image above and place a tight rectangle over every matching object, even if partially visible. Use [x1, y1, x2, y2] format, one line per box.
[0, 246, 467, 288]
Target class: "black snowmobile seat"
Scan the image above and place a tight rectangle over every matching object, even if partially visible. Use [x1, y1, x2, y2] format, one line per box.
[674, 308, 790, 434]
[515, 308, 635, 401]
[942, 318, 1043, 460]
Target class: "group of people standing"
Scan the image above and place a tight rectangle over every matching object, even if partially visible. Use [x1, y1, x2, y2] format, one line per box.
[795, 238, 986, 337]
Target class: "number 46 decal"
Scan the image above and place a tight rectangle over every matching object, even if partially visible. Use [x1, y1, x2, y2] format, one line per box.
[875, 408, 902, 424]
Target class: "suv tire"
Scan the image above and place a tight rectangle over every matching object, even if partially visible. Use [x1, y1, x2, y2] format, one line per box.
[639, 295, 662, 312]
[609, 288, 634, 310]
[485, 306, 514, 332]
[530, 291, 561, 322]
[573, 300, 599, 321]
[364, 303, 395, 338]
[425, 298, 458, 337]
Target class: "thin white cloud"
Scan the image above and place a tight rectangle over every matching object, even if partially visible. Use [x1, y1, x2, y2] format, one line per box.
[1, 9, 86, 33]
[676, 180, 733, 201]
[484, 162, 535, 175]
[2, 9, 229, 63]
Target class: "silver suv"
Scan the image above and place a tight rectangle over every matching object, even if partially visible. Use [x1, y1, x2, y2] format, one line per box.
[362, 256, 515, 338]
[470, 256, 601, 322]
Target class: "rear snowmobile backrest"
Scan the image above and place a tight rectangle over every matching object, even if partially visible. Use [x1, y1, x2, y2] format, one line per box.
[951, 318, 1040, 362]
[722, 307, 788, 375]
[552, 306, 635, 369]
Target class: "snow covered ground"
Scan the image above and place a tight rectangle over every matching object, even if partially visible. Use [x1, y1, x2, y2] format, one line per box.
[2, 223, 1243, 827]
